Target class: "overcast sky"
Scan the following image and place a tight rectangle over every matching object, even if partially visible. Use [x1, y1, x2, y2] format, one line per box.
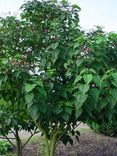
[0, 0, 117, 32]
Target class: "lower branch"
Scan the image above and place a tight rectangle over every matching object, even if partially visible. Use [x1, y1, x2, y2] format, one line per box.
[3, 135, 16, 148]
[22, 130, 40, 149]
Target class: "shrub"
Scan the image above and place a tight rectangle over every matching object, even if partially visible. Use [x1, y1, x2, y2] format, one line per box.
[85, 29, 117, 137]
[0, 140, 11, 155]
[88, 120, 117, 137]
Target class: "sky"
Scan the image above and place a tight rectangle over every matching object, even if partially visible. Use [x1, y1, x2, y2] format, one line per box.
[0, 0, 117, 32]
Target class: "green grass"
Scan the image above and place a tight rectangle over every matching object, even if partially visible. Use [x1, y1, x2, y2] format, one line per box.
[6, 154, 16, 156]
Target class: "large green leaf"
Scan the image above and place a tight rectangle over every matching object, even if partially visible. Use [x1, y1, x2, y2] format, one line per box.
[65, 107, 72, 115]
[25, 92, 34, 108]
[38, 87, 47, 97]
[93, 75, 101, 87]
[51, 42, 59, 50]
[98, 100, 108, 111]
[61, 113, 70, 122]
[75, 107, 82, 119]
[75, 94, 88, 109]
[110, 89, 117, 102]
[111, 73, 117, 87]
[74, 75, 82, 84]
[79, 84, 89, 94]
[28, 105, 39, 121]
[83, 74, 92, 84]
[25, 84, 37, 93]
[95, 36, 103, 44]
[76, 59, 84, 67]
[90, 88, 100, 102]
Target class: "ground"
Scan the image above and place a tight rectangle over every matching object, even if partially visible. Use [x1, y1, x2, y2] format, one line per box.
[9, 126, 117, 156]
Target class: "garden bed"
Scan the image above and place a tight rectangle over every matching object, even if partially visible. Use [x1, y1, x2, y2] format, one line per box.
[9, 128, 117, 156]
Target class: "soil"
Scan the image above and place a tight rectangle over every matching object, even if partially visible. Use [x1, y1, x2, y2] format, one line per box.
[20, 129, 117, 156]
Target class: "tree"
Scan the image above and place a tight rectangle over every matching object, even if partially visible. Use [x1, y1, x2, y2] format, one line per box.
[82, 28, 117, 137]
[0, 16, 39, 156]
[18, 1, 117, 155]
[20, 1, 117, 155]
[20, 0, 92, 155]
[0, 1, 117, 156]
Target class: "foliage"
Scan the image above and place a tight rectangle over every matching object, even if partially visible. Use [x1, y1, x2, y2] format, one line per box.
[0, 0, 117, 156]
[88, 120, 117, 137]
[20, 1, 117, 156]
[0, 140, 11, 155]
[84, 28, 117, 137]
[20, 1, 85, 155]
[0, 16, 38, 156]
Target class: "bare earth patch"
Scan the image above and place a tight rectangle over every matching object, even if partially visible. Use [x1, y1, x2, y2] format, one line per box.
[19, 129, 117, 156]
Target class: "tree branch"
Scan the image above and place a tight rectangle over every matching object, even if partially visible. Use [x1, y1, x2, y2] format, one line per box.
[22, 130, 40, 149]
[4, 135, 16, 148]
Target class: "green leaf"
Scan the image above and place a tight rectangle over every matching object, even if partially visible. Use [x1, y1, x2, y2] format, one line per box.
[95, 36, 103, 44]
[110, 89, 117, 102]
[52, 49, 59, 63]
[98, 100, 108, 111]
[89, 69, 96, 74]
[25, 84, 37, 93]
[62, 113, 70, 122]
[55, 107, 63, 114]
[25, 93, 34, 107]
[65, 102, 72, 107]
[65, 107, 72, 115]
[51, 42, 59, 50]
[0, 79, 3, 86]
[36, 80, 44, 87]
[80, 69, 88, 75]
[79, 84, 89, 94]
[75, 94, 88, 108]
[28, 105, 39, 121]
[112, 73, 117, 82]
[102, 74, 109, 81]
[5, 118, 11, 126]
[90, 88, 100, 102]
[74, 75, 82, 84]
[76, 59, 83, 67]
[111, 80, 117, 87]
[72, 4, 81, 10]
[93, 75, 101, 87]
[38, 87, 46, 97]
[83, 74, 92, 84]
[75, 107, 82, 119]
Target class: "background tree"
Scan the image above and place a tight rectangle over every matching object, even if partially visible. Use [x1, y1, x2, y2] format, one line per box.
[82, 28, 117, 137]
[0, 16, 39, 156]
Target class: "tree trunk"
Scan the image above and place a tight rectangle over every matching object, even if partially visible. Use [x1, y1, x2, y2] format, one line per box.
[15, 129, 23, 156]
[50, 139, 56, 156]
[44, 136, 56, 156]
[45, 135, 50, 156]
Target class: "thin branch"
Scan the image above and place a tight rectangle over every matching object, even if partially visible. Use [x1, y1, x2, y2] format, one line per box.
[22, 134, 33, 149]
[56, 130, 67, 147]
[22, 130, 40, 149]
[4, 135, 16, 148]
[74, 121, 82, 129]
[9, 130, 16, 137]
[0, 136, 16, 139]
